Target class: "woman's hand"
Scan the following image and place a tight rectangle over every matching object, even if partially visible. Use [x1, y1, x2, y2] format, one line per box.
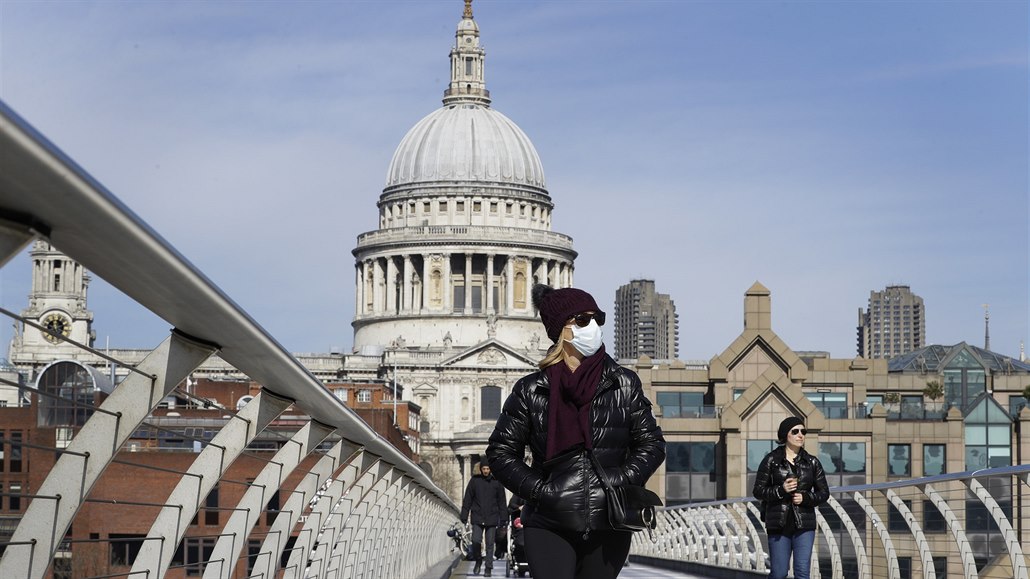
[792, 492, 803, 505]
[782, 477, 798, 493]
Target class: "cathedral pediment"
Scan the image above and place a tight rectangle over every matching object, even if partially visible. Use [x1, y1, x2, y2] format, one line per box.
[438, 339, 538, 369]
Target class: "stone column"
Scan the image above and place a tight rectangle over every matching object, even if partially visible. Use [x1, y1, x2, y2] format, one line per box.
[402, 255, 413, 313]
[386, 257, 398, 313]
[421, 254, 430, 314]
[534, 258, 545, 286]
[505, 256, 514, 315]
[355, 262, 364, 316]
[373, 258, 385, 314]
[486, 254, 495, 313]
[443, 253, 452, 312]
[464, 253, 473, 313]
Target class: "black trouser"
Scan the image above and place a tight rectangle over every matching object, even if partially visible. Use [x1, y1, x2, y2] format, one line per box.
[523, 527, 632, 579]
[494, 525, 508, 559]
[471, 524, 497, 569]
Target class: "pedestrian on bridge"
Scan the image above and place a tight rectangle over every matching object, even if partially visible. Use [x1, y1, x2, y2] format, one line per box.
[460, 461, 508, 577]
[487, 284, 666, 579]
[753, 416, 830, 579]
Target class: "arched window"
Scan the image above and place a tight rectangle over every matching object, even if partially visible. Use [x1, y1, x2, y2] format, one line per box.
[480, 385, 502, 421]
[943, 348, 986, 412]
[514, 272, 526, 308]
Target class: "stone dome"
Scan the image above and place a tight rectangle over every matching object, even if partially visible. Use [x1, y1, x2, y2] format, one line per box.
[385, 103, 547, 190]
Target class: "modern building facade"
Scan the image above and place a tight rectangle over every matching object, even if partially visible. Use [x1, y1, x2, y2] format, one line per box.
[640, 281, 1029, 578]
[613, 279, 678, 361]
[857, 284, 926, 359]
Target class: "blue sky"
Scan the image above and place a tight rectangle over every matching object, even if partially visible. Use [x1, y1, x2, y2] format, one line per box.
[1, 0, 1026, 360]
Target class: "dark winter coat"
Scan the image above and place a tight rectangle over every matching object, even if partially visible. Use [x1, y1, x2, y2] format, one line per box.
[460, 474, 507, 527]
[486, 355, 666, 534]
[752, 445, 830, 532]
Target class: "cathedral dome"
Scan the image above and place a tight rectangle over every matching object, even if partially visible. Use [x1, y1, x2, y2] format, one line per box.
[385, 103, 546, 190]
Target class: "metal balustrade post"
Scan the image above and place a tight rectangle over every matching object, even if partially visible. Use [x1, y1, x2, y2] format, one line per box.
[882, 488, 936, 579]
[130, 390, 293, 578]
[814, 509, 842, 579]
[287, 452, 376, 578]
[919, 483, 978, 579]
[0, 332, 216, 579]
[331, 464, 399, 577]
[964, 477, 1028, 579]
[203, 420, 335, 579]
[854, 491, 900, 579]
[257, 441, 360, 579]
[308, 458, 387, 578]
[824, 495, 869, 579]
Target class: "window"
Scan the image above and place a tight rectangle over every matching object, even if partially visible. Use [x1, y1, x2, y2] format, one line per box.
[439, 200, 448, 213]
[655, 391, 710, 418]
[805, 392, 848, 418]
[205, 485, 219, 526]
[473, 201, 481, 212]
[900, 395, 924, 419]
[923, 444, 945, 476]
[818, 441, 866, 486]
[423, 201, 431, 213]
[480, 386, 502, 421]
[897, 556, 912, 579]
[109, 534, 145, 566]
[357, 390, 372, 403]
[464, 57, 473, 76]
[453, 284, 465, 313]
[10, 483, 21, 511]
[266, 491, 280, 526]
[888, 444, 911, 476]
[1009, 396, 1028, 419]
[964, 396, 1012, 470]
[888, 499, 912, 531]
[456, 201, 465, 212]
[942, 349, 985, 412]
[665, 442, 716, 504]
[9, 432, 22, 472]
[183, 537, 216, 576]
[931, 557, 947, 579]
[922, 500, 947, 533]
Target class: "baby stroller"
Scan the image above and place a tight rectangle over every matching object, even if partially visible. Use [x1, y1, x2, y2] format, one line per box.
[446, 522, 474, 561]
[505, 516, 530, 577]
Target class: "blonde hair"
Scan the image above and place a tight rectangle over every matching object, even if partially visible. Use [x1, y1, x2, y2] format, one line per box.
[538, 333, 568, 369]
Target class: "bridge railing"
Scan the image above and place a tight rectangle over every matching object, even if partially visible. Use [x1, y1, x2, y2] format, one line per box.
[632, 464, 1030, 579]
[0, 100, 459, 578]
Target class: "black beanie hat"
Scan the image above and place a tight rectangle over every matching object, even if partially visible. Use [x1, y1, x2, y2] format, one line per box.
[777, 416, 805, 444]
[531, 284, 604, 343]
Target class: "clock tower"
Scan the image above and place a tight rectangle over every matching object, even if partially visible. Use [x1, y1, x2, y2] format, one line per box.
[15, 240, 95, 352]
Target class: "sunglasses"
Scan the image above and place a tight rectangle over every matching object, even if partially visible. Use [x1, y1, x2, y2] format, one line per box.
[790, 428, 808, 436]
[570, 312, 605, 327]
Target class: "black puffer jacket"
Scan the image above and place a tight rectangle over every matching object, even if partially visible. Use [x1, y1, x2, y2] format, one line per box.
[752, 445, 829, 532]
[486, 355, 666, 534]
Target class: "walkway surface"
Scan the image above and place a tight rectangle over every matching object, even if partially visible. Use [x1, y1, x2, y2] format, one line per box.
[447, 557, 708, 578]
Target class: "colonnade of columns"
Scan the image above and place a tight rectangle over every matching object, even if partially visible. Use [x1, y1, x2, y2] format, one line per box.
[355, 251, 573, 318]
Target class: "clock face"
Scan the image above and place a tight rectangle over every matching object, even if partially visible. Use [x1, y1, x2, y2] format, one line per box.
[42, 312, 71, 344]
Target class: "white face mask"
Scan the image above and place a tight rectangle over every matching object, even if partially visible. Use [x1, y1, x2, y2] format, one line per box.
[569, 319, 603, 357]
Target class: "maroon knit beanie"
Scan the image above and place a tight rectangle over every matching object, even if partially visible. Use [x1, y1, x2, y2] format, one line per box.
[531, 284, 604, 342]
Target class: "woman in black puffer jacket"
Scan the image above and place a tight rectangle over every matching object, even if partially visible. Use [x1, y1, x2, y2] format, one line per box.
[487, 285, 665, 579]
[752, 416, 830, 579]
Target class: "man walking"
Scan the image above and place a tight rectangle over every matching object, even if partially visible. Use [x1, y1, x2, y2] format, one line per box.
[460, 461, 507, 577]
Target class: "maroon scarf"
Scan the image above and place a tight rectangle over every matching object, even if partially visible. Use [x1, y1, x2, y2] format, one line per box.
[544, 345, 607, 460]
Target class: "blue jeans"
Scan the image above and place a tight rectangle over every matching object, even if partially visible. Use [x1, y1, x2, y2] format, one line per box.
[768, 529, 815, 579]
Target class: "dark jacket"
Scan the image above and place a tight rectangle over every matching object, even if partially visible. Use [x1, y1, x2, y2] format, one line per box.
[752, 445, 830, 532]
[460, 473, 507, 527]
[486, 355, 666, 534]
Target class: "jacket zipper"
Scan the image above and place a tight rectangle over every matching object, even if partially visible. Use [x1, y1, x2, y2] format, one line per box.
[582, 451, 591, 540]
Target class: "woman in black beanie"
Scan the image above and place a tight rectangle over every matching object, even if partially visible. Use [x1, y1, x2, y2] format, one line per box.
[486, 284, 666, 579]
[753, 416, 830, 579]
